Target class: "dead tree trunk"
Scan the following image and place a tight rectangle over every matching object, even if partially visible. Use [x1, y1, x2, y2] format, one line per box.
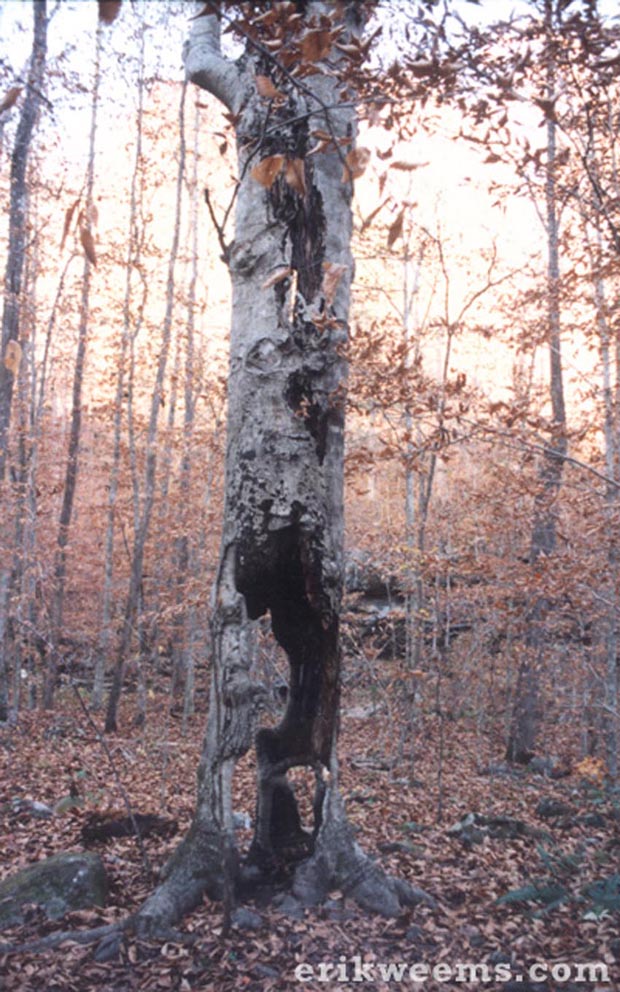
[135, 1, 433, 933]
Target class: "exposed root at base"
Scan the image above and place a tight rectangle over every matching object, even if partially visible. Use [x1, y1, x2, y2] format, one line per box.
[0, 918, 134, 957]
[292, 834, 436, 917]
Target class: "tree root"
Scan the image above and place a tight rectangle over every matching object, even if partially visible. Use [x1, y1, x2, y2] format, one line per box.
[292, 788, 436, 916]
[0, 918, 133, 957]
[0, 912, 198, 960]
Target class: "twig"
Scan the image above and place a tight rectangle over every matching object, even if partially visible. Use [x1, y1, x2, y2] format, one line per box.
[466, 420, 620, 493]
[204, 186, 231, 263]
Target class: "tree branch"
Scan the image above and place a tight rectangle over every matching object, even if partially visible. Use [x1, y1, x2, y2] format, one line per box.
[183, 4, 241, 113]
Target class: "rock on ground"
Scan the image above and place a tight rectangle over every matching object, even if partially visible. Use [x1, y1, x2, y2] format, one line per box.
[0, 851, 108, 930]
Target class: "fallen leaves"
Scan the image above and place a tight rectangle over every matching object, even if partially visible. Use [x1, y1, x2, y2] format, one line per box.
[1, 695, 618, 992]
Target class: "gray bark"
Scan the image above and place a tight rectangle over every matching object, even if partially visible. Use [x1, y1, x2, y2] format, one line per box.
[173, 100, 201, 713]
[135, 2, 433, 933]
[0, 1, 47, 718]
[0, 1, 47, 480]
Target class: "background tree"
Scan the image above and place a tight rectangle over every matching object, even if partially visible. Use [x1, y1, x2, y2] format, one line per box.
[505, 0, 567, 763]
[104, 79, 188, 734]
[0, 0, 47, 721]
[0, 0, 47, 480]
[46, 14, 103, 708]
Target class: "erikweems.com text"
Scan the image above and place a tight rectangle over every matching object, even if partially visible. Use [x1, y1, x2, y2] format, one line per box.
[293, 956, 611, 984]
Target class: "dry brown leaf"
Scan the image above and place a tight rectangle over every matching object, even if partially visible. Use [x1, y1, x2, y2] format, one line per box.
[390, 160, 429, 171]
[278, 48, 300, 70]
[307, 138, 331, 156]
[262, 267, 292, 290]
[322, 261, 347, 306]
[253, 8, 279, 27]
[80, 226, 97, 267]
[299, 29, 333, 63]
[284, 158, 307, 197]
[387, 208, 404, 249]
[61, 198, 80, 249]
[335, 42, 361, 58]
[360, 198, 388, 233]
[308, 129, 334, 156]
[342, 147, 370, 182]
[251, 154, 285, 188]
[3, 340, 22, 376]
[290, 63, 322, 79]
[255, 75, 285, 101]
[0, 87, 22, 114]
[98, 0, 122, 24]
[409, 59, 435, 78]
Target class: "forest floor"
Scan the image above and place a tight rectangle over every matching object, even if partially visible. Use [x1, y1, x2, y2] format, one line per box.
[0, 673, 619, 992]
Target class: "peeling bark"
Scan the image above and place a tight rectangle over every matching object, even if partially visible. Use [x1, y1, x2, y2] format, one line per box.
[135, 1, 434, 933]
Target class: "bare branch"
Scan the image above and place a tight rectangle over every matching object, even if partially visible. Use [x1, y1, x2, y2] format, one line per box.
[183, 4, 241, 113]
